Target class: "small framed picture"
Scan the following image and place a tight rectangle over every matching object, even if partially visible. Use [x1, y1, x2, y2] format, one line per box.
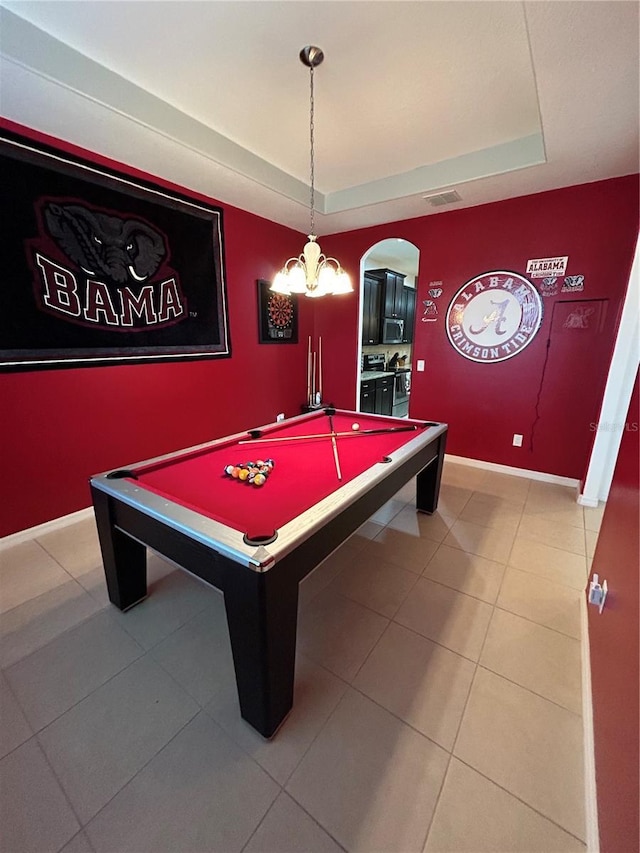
[257, 279, 298, 344]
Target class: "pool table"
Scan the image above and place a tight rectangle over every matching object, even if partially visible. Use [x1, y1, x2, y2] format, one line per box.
[90, 408, 447, 737]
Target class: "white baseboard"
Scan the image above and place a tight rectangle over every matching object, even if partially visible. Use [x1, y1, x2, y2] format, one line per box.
[0, 506, 94, 550]
[577, 494, 600, 508]
[445, 454, 581, 488]
[581, 597, 600, 852]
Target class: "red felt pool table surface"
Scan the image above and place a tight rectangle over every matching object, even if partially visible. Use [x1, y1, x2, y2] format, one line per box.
[130, 409, 429, 540]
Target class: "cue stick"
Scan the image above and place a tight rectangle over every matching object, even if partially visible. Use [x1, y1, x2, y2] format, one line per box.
[312, 351, 316, 403]
[307, 336, 312, 406]
[318, 336, 323, 401]
[238, 425, 419, 444]
[328, 410, 342, 481]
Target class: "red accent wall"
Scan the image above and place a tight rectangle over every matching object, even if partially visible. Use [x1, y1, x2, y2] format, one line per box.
[0, 120, 310, 537]
[588, 371, 639, 853]
[318, 178, 638, 478]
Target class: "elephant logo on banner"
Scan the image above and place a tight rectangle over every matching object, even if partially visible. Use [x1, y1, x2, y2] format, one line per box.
[28, 199, 187, 330]
[43, 202, 166, 284]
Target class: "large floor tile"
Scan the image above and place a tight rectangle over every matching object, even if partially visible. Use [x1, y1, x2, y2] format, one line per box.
[0, 540, 71, 614]
[370, 497, 406, 526]
[244, 791, 344, 853]
[508, 537, 588, 590]
[327, 550, 418, 617]
[37, 517, 102, 580]
[59, 832, 95, 853]
[443, 519, 515, 563]
[522, 501, 585, 529]
[0, 738, 80, 853]
[299, 541, 360, 607]
[422, 544, 506, 603]
[454, 668, 585, 839]
[441, 463, 486, 493]
[286, 689, 448, 853]
[206, 653, 347, 785]
[477, 471, 530, 502]
[0, 671, 32, 759]
[5, 610, 143, 731]
[480, 609, 582, 713]
[297, 588, 388, 681]
[151, 599, 236, 706]
[458, 492, 522, 532]
[367, 525, 441, 571]
[387, 506, 455, 545]
[394, 577, 493, 661]
[86, 712, 278, 853]
[518, 515, 586, 556]
[526, 481, 581, 515]
[353, 622, 475, 750]
[38, 656, 199, 823]
[583, 503, 604, 532]
[111, 568, 219, 650]
[425, 757, 586, 852]
[434, 482, 474, 516]
[497, 566, 581, 638]
[0, 579, 102, 668]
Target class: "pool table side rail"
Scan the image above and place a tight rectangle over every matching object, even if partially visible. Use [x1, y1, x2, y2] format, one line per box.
[90, 420, 447, 573]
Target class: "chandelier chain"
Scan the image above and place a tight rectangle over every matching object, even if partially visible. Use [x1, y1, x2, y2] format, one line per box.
[309, 63, 315, 237]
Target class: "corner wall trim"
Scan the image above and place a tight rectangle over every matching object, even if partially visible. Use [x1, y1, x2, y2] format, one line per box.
[581, 596, 600, 852]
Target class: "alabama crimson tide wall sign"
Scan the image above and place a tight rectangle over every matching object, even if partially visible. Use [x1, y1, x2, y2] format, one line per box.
[446, 271, 543, 363]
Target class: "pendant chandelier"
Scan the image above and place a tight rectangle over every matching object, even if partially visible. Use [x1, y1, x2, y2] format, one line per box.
[271, 46, 352, 299]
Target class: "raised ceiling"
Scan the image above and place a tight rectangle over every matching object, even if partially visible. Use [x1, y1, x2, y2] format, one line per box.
[1, 1, 638, 235]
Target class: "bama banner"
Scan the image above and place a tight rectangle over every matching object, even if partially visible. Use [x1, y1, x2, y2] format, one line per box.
[0, 130, 230, 371]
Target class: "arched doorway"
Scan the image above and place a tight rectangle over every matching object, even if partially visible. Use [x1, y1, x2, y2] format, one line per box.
[357, 239, 420, 416]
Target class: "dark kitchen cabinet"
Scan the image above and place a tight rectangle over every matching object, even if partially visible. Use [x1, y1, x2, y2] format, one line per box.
[359, 375, 393, 416]
[360, 379, 376, 413]
[376, 376, 393, 416]
[403, 286, 417, 343]
[361, 274, 382, 345]
[368, 268, 407, 319]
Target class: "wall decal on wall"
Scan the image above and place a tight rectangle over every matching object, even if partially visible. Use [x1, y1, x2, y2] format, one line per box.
[257, 279, 298, 343]
[446, 270, 543, 363]
[0, 130, 230, 371]
[538, 277, 559, 297]
[563, 304, 595, 328]
[526, 255, 569, 278]
[421, 299, 438, 321]
[561, 275, 585, 293]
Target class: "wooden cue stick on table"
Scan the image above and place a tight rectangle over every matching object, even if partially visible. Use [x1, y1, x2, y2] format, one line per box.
[238, 425, 419, 445]
[328, 410, 342, 481]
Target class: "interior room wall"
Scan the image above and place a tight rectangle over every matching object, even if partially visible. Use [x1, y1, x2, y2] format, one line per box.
[0, 120, 311, 538]
[315, 176, 638, 479]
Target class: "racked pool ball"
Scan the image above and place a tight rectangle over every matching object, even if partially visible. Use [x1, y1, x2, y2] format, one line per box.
[253, 473, 266, 486]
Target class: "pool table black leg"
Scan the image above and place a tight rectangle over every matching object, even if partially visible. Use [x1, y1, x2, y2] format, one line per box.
[416, 432, 447, 514]
[91, 486, 147, 610]
[223, 567, 299, 738]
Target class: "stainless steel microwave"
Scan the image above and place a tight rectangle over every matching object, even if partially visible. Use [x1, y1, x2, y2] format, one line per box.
[382, 317, 404, 344]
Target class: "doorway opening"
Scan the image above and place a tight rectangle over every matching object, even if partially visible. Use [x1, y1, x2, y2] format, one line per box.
[357, 239, 420, 417]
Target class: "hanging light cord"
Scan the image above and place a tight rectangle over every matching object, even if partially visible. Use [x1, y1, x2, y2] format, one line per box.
[309, 62, 315, 237]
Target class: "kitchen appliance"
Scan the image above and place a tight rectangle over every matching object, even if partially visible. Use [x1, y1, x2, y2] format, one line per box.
[392, 369, 411, 418]
[382, 317, 404, 344]
[363, 353, 386, 372]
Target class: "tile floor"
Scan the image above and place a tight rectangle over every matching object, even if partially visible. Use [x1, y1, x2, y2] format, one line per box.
[0, 461, 604, 853]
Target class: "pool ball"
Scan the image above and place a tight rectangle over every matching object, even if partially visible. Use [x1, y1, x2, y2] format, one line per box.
[351, 423, 360, 431]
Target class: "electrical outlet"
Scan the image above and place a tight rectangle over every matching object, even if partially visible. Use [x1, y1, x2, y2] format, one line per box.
[512, 433, 523, 447]
[276, 413, 285, 422]
[417, 360, 425, 371]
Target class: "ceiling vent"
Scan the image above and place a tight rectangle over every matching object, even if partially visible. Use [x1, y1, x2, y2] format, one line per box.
[422, 190, 462, 207]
